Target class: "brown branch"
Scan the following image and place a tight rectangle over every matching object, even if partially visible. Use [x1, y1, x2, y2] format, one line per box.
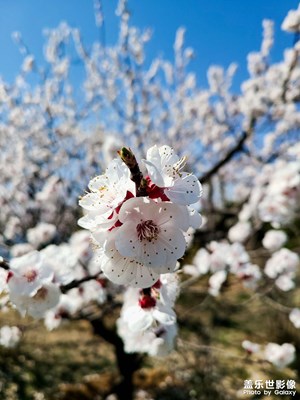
[199, 113, 258, 184]
[0, 257, 102, 294]
[199, 48, 299, 186]
[60, 272, 102, 293]
[89, 316, 142, 400]
[199, 131, 247, 184]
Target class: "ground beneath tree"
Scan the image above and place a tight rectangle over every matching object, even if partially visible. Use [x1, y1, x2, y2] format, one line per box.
[0, 278, 299, 400]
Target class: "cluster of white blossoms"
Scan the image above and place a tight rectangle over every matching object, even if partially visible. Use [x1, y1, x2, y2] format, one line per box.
[6, 251, 61, 319]
[241, 340, 296, 369]
[26, 222, 57, 249]
[0, 145, 201, 358]
[0, 3, 298, 373]
[2, 230, 108, 321]
[117, 273, 179, 356]
[281, 3, 300, 32]
[264, 248, 300, 291]
[184, 240, 262, 296]
[79, 145, 202, 289]
[237, 159, 300, 229]
[184, 229, 299, 297]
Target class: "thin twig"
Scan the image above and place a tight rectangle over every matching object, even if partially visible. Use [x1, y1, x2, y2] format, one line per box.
[199, 131, 247, 184]
[0, 258, 9, 270]
[60, 272, 102, 293]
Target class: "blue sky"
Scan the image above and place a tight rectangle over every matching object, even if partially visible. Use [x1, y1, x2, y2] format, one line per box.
[0, 0, 299, 91]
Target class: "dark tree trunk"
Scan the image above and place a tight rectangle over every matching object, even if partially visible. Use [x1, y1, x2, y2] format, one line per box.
[90, 317, 143, 400]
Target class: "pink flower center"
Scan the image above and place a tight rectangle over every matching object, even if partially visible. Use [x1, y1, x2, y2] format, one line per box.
[23, 269, 38, 283]
[136, 220, 160, 242]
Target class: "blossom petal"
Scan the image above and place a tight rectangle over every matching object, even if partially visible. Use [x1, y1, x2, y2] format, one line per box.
[100, 247, 159, 288]
[79, 192, 110, 213]
[153, 306, 176, 325]
[143, 159, 166, 187]
[123, 306, 154, 332]
[165, 174, 202, 205]
[188, 206, 202, 229]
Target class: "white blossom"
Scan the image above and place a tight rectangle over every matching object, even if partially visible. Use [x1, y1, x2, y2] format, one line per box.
[184, 248, 210, 277]
[27, 222, 56, 248]
[228, 221, 252, 243]
[115, 197, 189, 269]
[8, 251, 54, 297]
[10, 243, 34, 258]
[262, 230, 288, 252]
[289, 308, 300, 329]
[264, 248, 299, 291]
[9, 283, 61, 319]
[117, 274, 179, 355]
[282, 5, 300, 32]
[0, 326, 21, 348]
[242, 340, 260, 354]
[208, 270, 227, 297]
[144, 145, 202, 205]
[235, 263, 261, 290]
[7, 251, 61, 318]
[78, 158, 136, 232]
[264, 343, 295, 369]
[98, 233, 161, 288]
